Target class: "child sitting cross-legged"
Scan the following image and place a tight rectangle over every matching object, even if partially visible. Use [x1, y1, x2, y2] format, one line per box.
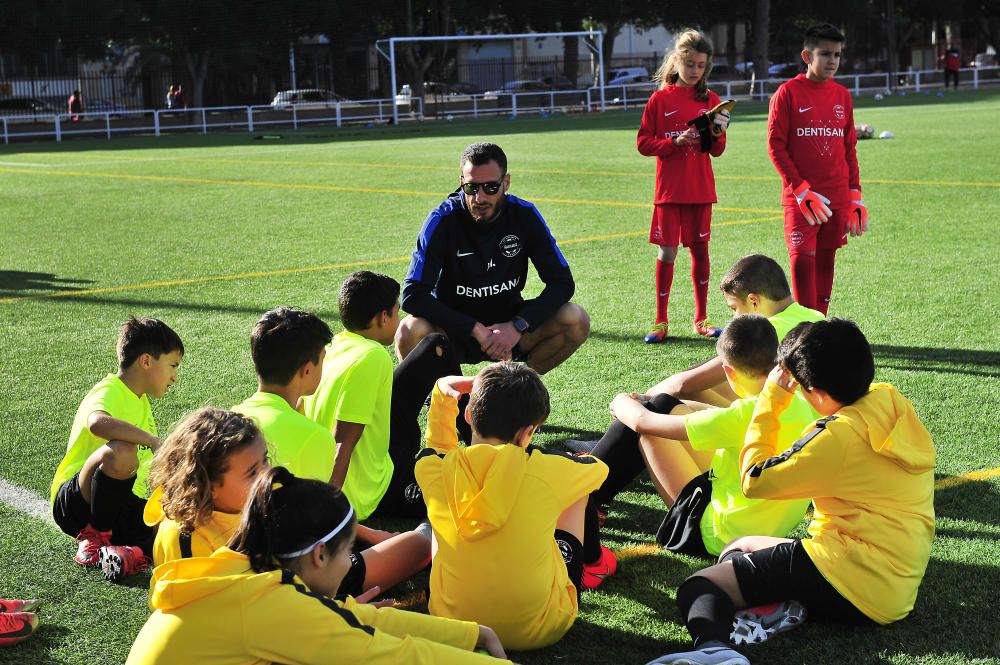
[416, 362, 614, 651]
[146, 407, 435, 599]
[589, 314, 814, 561]
[127, 467, 511, 664]
[647, 319, 935, 665]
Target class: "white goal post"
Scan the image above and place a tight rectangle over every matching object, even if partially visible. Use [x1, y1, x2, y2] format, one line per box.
[374, 30, 606, 124]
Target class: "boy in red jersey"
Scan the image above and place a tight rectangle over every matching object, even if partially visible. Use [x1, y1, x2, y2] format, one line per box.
[638, 29, 730, 343]
[767, 23, 868, 315]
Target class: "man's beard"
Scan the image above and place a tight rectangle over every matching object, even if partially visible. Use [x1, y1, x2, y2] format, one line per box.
[470, 197, 504, 224]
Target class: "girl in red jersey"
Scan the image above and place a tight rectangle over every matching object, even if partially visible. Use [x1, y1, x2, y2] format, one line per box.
[637, 29, 730, 343]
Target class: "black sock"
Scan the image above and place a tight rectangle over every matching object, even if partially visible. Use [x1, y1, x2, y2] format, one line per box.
[676, 575, 736, 648]
[90, 469, 137, 533]
[583, 496, 602, 563]
[591, 393, 684, 505]
[456, 393, 472, 445]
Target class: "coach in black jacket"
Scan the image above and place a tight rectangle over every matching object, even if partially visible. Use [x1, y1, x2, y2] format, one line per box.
[396, 142, 590, 374]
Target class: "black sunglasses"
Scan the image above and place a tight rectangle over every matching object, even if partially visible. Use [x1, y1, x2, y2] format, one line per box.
[460, 180, 503, 196]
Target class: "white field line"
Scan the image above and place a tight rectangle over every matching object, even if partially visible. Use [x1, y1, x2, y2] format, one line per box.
[0, 477, 56, 527]
[0, 161, 56, 167]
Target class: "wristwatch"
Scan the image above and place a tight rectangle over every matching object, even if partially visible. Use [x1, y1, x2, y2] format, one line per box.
[512, 316, 530, 334]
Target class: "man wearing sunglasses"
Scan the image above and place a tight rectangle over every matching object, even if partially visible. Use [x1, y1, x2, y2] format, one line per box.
[396, 142, 589, 374]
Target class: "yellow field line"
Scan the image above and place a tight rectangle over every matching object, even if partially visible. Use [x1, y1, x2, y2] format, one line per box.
[934, 466, 1000, 490]
[5, 156, 998, 188]
[0, 215, 781, 305]
[0, 166, 781, 214]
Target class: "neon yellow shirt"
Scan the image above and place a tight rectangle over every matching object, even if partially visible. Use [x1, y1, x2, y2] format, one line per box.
[302, 332, 393, 520]
[685, 393, 815, 555]
[233, 392, 335, 484]
[741, 382, 935, 624]
[50, 374, 156, 502]
[127, 548, 507, 665]
[415, 386, 609, 650]
[769, 301, 824, 341]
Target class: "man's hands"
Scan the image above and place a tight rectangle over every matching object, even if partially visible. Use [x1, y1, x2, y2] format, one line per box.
[847, 188, 869, 237]
[793, 181, 833, 225]
[472, 321, 521, 361]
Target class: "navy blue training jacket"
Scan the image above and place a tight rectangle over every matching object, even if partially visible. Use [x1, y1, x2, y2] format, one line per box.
[401, 191, 575, 341]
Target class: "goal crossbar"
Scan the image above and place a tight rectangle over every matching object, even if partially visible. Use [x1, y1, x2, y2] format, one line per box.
[375, 30, 606, 124]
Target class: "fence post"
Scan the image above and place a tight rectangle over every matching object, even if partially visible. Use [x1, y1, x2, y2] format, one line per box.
[726, 81, 732, 98]
[247, 107, 254, 134]
[973, 67, 979, 89]
[106, 113, 111, 139]
[336, 102, 342, 128]
[55, 115, 62, 143]
[378, 100, 383, 122]
[2, 117, 7, 144]
[512, 93, 517, 118]
[855, 75, 860, 96]
[201, 108, 207, 134]
[293, 105, 298, 129]
[915, 71, 921, 92]
[550, 91, 555, 114]
[623, 86, 628, 110]
[154, 110, 161, 137]
[473, 96, 478, 118]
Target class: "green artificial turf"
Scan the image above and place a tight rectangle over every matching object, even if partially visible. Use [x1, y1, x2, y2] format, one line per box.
[1, 87, 998, 664]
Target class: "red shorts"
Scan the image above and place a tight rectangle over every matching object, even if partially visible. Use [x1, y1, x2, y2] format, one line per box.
[649, 203, 712, 248]
[783, 205, 849, 252]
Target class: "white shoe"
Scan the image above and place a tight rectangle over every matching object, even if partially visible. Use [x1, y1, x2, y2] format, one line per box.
[646, 641, 749, 665]
[730, 600, 806, 646]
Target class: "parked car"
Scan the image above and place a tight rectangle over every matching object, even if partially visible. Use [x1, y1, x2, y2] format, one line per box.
[270, 89, 348, 109]
[0, 97, 60, 118]
[607, 67, 649, 85]
[541, 74, 575, 90]
[485, 79, 550, 96]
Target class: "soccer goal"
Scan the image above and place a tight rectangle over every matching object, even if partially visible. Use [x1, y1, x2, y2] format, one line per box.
[374, 30, 607, 124]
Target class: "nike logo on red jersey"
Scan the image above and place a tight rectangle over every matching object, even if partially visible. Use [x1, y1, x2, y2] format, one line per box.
[798, 106, 813, 112]
[664, 110, 678, 117]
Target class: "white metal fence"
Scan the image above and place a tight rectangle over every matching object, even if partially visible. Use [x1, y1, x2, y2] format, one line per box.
[2, 66, 997, 144]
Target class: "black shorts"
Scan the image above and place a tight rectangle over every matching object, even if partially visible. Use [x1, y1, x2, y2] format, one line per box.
[336, 548, 368, 599]
[52, 472, 154, 553]
[656, 472, 712, 558]
[554, 529, 585, 595]
[731, 539, 877, 626]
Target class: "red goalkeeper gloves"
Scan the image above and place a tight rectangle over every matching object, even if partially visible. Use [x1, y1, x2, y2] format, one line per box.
[847, 189, 868, 236]
[793, 182, 832, 225]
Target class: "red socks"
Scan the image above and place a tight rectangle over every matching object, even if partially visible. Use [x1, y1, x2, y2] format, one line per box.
[655, 258, 674, 324]
[789, 251, 817, 311]
[815, 249, 837, 315]
[690, 243, 710, 323]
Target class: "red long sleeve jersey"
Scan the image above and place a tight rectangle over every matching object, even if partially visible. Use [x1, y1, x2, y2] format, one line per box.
[637, 85, 726, 205]
[768, 75, 859, 208]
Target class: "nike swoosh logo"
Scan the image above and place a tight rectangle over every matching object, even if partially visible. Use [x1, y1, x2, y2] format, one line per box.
[798, 106, 813, 112]
[0, 616, 34, 638]
[456, 251, 474, 257]
[664, 110, 677, 117]
[698, 280, 710, 285]
[658, 292, 669, 297]
[699, 232, 710, 238]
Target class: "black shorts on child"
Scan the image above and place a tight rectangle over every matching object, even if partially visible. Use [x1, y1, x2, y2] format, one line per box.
[656, 471, 712, 558]
[52, 472, 154, 553]
[731, 539, 877, 626]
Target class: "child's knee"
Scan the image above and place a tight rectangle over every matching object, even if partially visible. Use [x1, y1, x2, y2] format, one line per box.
[100, 441, 140, 478]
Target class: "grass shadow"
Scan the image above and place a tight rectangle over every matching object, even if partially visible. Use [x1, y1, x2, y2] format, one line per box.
[0, 271, 94, 297]
[873, 344, 1000, 379]
[934, 477, 1000, 526]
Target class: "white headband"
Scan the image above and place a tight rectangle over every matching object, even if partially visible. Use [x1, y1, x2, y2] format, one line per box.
[276, 505, 355, 559]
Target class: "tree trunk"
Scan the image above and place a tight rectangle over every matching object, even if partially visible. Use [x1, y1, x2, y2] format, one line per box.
[727, 22, 737, 68]
[183, 48, 210, 108]
[602, 21, 622, 74]
[752, 0, 770, 91]
[563, 34, 579, 84]
[886, 0, 898, 89]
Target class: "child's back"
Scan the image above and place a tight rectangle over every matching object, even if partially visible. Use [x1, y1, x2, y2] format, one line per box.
[416, 375, 608, 650]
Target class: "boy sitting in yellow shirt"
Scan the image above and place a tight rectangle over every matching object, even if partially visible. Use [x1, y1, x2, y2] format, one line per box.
[648, 319, 935, 665]
[50, 316, 183, 582]
[415, 362, 612, 651]
[590, 314, 813, 558]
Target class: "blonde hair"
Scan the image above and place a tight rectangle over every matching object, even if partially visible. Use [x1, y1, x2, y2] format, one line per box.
[148, 408, 262, 533]
[654, 29, 714, 100]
